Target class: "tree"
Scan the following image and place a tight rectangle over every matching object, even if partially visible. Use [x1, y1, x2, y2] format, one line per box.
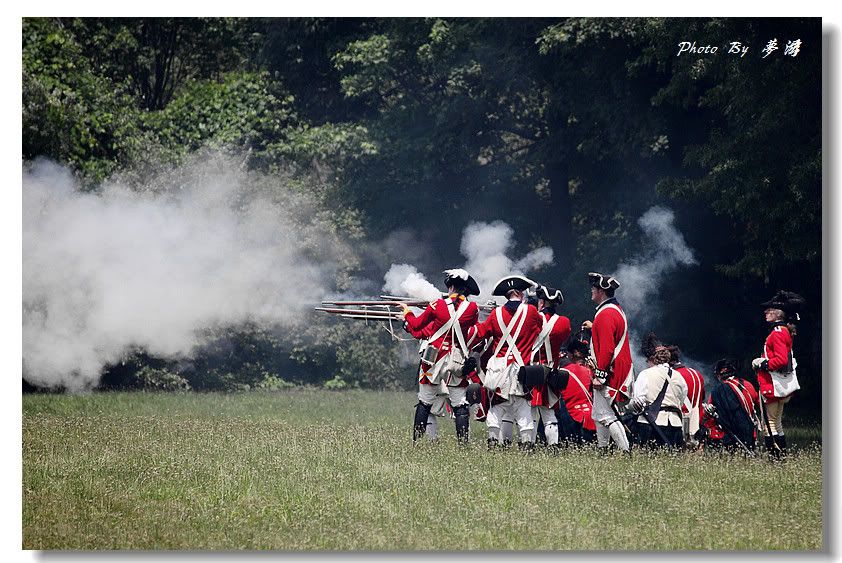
[64, 18, 263, 110]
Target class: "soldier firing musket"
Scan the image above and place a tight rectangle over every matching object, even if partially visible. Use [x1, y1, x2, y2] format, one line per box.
[315, 298, 433, 340]
[398, 269, 482, 444]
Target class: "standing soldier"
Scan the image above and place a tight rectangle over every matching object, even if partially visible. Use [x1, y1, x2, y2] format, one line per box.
[401, 269, 480, 444]
[667, 345, 705, 447]
[403, 320, 445, 440]
[468, 275, 543, 451]
[528, 285, 572, 450]
[629, 333, 688, 448]
[706, 358, 759, 453]
[582, 272, 633, 453]
[752, 290, 805, 459]
[556, 337, 597, 445]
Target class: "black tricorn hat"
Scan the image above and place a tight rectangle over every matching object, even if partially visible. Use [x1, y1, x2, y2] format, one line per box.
[443, 268, 480, 296]
[537, 285, 564, 305]
[566, 338, 590, 356]
[524, 286, 539, 306]
[714, 358, 738, 379]
[761, 290, 805, 320]
[491, 275, 537, 297]
[588, 272, 620, 291]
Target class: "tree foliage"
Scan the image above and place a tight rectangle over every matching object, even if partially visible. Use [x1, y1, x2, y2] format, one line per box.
[22, 17, 822, 406]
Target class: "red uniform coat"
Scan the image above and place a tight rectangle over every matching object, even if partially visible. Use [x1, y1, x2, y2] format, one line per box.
[468, 302, 543, 366]
[560, 362, 596, 431]
[757, 323, 795, 403]
[724, 377, 758, 419]
[676, 364, 705, 423]
[701, 396, 725, 441]
[590, 298, 634, 402]
[405, 296, 479, 384]
[530, 311, 572, 408]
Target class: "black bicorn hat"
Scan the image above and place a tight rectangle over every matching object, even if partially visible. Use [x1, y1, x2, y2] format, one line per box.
[537, 285, 564, 305]
[491, 275, 537, 297]
[761, 290, 805, 320]
[443, 268, 481, 296]
[588, 272, 620, 291]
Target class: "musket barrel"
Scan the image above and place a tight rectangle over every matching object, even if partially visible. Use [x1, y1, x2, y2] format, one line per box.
[379, 295, 441, 303]
[320, 300, 423, 306]
[315, 307, 403, 317]
[336, 314, 398, 321]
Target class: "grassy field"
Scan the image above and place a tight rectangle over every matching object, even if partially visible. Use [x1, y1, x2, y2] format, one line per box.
[23, 389, 822, 550]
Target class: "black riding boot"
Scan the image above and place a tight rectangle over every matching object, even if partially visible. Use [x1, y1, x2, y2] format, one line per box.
[764, 435, 780, 460]
[413, 401, 432, 442]
[774, 435, 788, 460]
[453, 404, 470, 445]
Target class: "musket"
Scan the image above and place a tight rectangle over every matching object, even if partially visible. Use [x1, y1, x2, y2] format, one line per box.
[322, 299, 429, 307]
[334, 314, 399, 321]
[705, 405, 755, 457]
[315, 307, 403, 317]
[381, 295, 498, 312]
[380, 294, 443, 302]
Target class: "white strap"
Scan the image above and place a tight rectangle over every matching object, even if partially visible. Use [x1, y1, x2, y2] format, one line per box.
[426, 299, 470, 345]
[492, 306, 520, 357]
[530, 314, 559, 367]
[592, 303, 628, 363]
[682, 367, 701, 413]
[448, 300, 470, 356]
[505, 306, 528, 366]
[566, 368, 594, 407]
[493, 304, 527, 366]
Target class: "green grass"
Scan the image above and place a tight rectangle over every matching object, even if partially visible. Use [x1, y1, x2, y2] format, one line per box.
[23, 389, 822, 550]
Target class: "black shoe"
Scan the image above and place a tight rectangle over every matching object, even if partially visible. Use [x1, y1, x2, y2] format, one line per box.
[774, 435, 788, 460]
[765, 435, 781, 461]
[487, 437, 500, 451]
[518, 441, 536, 454]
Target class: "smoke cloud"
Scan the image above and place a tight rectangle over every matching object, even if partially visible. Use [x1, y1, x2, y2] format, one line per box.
[381, 220, 554, 304]
[382, 264, 442, 302]
[460, 221, 554, 301]
[23, 154, 348, 391]
[610, 206, 698, 371]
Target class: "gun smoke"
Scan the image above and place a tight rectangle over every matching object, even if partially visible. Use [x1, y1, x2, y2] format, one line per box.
[611, 206, 700, 372]
[23, 154, 348, 391]
[382, 220, 554, 303]
[382, 264, 442, 302]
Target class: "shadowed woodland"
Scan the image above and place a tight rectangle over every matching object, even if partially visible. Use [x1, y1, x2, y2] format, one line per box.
[22, 18, 821, 417]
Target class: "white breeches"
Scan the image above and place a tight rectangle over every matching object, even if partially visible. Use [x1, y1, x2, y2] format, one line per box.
[487, 396, 534, 443]
[765, 397, 789, 435]
[532, 406, 559, 445]
[418, 382, 468, 409]
[591, 388, 629, 451]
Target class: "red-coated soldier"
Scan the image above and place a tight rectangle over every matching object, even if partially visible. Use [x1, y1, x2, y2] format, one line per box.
[581, 272, 633, 453]
[467, 275, 543, 451]
[403, 316, 448, 440]
[702, 358, 759, 453]
[666, 345, 705, 447]
[400, 269, 480, 444]
[556, 337, 597, 445]
[751, 290, 805, 459]
[528, 285, 571, 450]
